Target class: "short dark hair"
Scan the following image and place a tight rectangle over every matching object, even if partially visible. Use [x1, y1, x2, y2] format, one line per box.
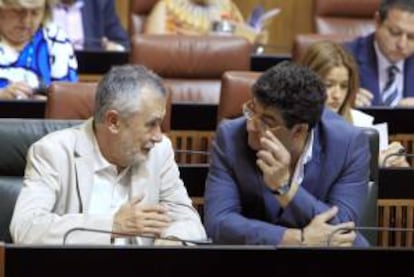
[379, 0, 414, 22]
[252, 61, 326, 129]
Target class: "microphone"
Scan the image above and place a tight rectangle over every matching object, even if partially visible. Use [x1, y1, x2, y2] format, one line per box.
[62, 227, 212, 246]
[174, 149, 210, 164]
[381, 147, 414, 167]
[174, 149, 210, 156]
[327, 226, 414, 246]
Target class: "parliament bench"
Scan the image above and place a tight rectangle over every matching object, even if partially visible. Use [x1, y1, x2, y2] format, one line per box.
[0, 119, 83, 243]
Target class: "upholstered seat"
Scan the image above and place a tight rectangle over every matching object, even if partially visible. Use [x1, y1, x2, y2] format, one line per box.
[314, 0, 380, 36]
[129, 34, 251, 104]
[292, 33, 356, 61]
[218, 71, 260, 123]
[44, 81, 172, 133]
[0, 119, 83, 243]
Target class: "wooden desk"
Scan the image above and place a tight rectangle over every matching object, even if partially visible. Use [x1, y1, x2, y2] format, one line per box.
[4, 245, 414, 276]
[358, 107, 414, 134]
[250, 53, 291, 71]
[76, 50, 293, 80]
[0, 100, 45, 118]
[359, 107, 414, 166]
[79, 74, 102, 82]
[75, 50, 129, 74]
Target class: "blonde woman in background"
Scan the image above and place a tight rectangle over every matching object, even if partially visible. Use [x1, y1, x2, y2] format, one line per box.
[0, 0, 77, 99]
[300, 41, 408, 168]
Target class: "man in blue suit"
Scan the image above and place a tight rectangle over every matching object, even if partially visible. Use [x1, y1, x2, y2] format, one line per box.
[204, 62, 370, 247]
[345, 0, 414, 107]
[53, 0, 129, 51]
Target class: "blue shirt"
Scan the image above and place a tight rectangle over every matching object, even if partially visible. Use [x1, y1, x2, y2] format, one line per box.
[0, 23, 78, 89]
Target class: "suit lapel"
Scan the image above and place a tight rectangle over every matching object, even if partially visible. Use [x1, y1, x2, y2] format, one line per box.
[237, 129, 271, 221]
[301, 127, 323, 196]
[404, 57, 414, 97]
[357, 35, 381, 104]
[73, 119, 96, 212]
[129, 163, 151, 202]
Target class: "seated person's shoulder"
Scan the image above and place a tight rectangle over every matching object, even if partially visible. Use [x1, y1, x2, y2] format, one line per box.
[31, 124, 83, 151]
[321, 108, 364, 138]
[217, 117, 245, 134]
[215, 117, 248, 151]
[344, 33, 372, 53]
[148, 134, 175, 157]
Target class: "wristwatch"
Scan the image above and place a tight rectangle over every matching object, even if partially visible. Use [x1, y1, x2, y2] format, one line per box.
[270, 182, 290, 195]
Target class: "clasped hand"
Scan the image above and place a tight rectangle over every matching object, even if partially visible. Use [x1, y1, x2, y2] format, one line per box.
[112, 194, 171, 238]
[303, 206, 356, 247]
[379, 141, 409, 167]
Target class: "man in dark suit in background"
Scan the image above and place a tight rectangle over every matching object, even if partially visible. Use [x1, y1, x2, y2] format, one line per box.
[345, 0, 414, 107]
[53, 0, 130, 51]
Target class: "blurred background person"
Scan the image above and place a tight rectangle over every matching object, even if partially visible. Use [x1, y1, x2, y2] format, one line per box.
[144, 0, 269, 45]
[52, 0, 129, 51]
[300, 40, 409, 168]
[345, 0, 414, 107]
[0, 0, 78, 100]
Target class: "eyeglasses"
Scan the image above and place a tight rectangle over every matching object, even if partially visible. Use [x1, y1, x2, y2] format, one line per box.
[242, 100, 283, 132]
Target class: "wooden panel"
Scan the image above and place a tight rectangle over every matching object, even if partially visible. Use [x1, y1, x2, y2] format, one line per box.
[0, 242, 4, 277]
[115, 0, 130, 32]
[168, 131, 214, 164]
[234, 0, 314, 53]
[378, 199, 414, 247]
[79, 74, 102, 83]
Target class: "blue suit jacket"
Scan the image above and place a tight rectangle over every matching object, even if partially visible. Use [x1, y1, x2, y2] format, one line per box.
[345, 33, 414, 105]
[204, 109, 370, 246]
[82, 0, 129, 50]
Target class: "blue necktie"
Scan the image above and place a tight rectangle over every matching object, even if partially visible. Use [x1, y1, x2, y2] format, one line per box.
[382, 65, 399, 106]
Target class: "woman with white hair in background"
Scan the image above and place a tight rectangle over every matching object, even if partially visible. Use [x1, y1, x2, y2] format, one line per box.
[0, 0, 77, 100]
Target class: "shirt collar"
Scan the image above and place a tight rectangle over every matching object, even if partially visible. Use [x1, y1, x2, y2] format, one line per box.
[374, 40, 404, 73]
[302, 129, 314, 165]
[289, 129, 313, 186]
[91, 131, 115, 172]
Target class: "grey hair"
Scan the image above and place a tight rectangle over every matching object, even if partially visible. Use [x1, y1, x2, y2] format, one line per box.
[94, 65, 166, 123]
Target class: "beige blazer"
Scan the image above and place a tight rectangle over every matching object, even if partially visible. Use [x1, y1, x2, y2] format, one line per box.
[10, 119, 206, 244]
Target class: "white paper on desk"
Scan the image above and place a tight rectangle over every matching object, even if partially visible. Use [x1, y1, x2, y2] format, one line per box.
[371, 122, 388, 151]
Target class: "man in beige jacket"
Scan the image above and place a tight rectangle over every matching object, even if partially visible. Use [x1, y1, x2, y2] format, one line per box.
[10, 65, 206, 245]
